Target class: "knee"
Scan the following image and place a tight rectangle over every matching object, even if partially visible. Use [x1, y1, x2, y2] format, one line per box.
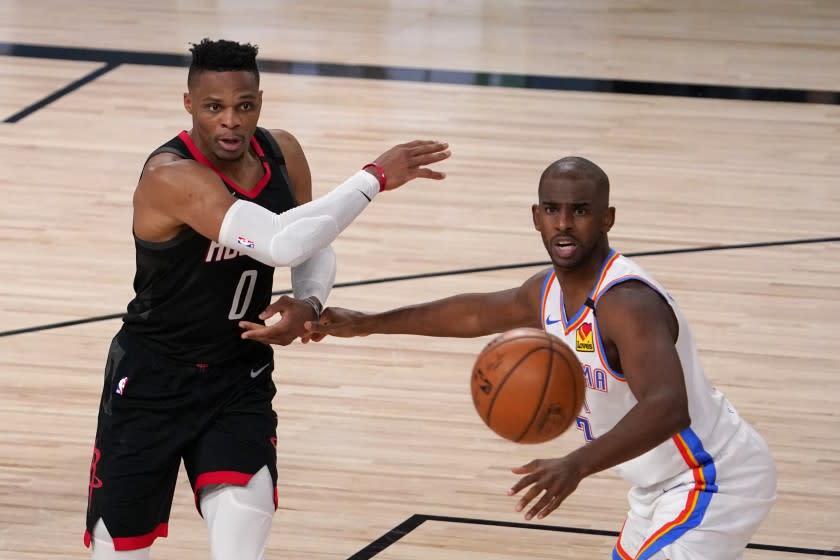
[200, 466, 275, 560]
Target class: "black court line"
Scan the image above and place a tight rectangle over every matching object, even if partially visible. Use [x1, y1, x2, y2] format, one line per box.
[3, 62, 120, 123]
[347, 513, 840, 559]
[0, 235, 837, 338]
[346, 514, 427, 560]
[1, 41, 839, 111]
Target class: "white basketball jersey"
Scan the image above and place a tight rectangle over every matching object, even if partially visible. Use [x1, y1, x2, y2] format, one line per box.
[541, 250, 744, 488]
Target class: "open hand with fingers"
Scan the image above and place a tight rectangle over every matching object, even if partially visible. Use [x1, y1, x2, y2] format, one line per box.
[508, 457, 585, 521]
[367, 140, 450, 191]
[240, 295, 318, 346]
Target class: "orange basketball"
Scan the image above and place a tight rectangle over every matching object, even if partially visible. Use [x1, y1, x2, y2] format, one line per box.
[471, 327, 585, 444]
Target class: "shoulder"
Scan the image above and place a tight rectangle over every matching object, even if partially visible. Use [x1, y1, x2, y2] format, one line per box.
[142, 152, 184, 176]
[518, 267, 554, 307]
[597, 280, 678, 340]
[137, 157, 221, 202]
[265, 128, 305, 158]
[598, 280, 668, 317]
[141, 156, 212, 184]
[265, 128, 312, 201]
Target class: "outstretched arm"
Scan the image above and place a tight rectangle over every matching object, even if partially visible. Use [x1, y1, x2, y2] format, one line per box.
[298, 270, 549, 340]
[509, 281, 689, 520]
[133, 139, 450, 267]
[237, 129, 336, 346]
[277, 130, 336, 317]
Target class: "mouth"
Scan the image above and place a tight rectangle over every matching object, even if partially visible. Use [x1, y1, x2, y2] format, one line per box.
[551, 237, 578, 259]
[216, 136, 245, 153]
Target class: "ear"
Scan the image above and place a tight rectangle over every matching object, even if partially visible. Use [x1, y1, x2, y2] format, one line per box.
[183, 92, 193, 115]
[603, 207, 616, 232]
[532, 204, 541, 231]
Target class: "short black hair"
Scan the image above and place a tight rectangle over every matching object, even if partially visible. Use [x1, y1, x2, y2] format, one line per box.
[539, 156, 610, 203]
[187, 38, 260, 88]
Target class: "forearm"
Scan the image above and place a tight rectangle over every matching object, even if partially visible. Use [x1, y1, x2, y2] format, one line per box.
[218, 171, 379, 267]
[568, 395, 690, 478]
[291, 245, 336, 313]
[280, 170, 379, 231]
[361, 294, 495, 338]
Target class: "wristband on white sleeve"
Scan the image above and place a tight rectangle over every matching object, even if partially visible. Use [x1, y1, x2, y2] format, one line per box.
[217, 170, 379, 268]
[291, 245, 336, 314]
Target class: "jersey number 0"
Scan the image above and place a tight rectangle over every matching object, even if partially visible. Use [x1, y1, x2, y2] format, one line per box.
[229, 269, 258, 320]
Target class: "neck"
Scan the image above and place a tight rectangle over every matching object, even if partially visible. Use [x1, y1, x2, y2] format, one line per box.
[555, 238, 612, 297]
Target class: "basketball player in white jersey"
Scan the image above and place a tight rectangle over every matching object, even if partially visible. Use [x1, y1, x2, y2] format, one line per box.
[292, 157, 777, 559]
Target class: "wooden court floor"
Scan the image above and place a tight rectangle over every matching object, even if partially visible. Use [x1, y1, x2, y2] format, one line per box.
[1, 2, 839, 559]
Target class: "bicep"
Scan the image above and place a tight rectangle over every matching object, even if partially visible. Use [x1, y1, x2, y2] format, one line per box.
[271, 129, 312, 204]
[598, 284, 686, 403]
[476, 271, 545, 333]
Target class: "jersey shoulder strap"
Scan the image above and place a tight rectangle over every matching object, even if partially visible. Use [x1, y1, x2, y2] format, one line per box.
[146, 135, 189, 163]
[254, 127, 297, 205]
[254, 127, 286, 165]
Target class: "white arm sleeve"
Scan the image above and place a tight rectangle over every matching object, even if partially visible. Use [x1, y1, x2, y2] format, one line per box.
[291, 245, 336, 308]
[217, 170, 379, 267]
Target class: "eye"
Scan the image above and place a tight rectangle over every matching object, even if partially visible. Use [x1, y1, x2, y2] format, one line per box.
[574, 206, 589, 216]
[207, 103, 221, 112]
[241, 102, 253, 111]
[543, 206, 558, 214]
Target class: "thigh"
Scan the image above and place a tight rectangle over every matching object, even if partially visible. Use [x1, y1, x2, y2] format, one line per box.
[613, 484, 660, 560]
[183, 356, 279, 511]
[616, 481, 773, 560]
[659, 492, 772, 560]
[86, 332, 189, 550]
[616, 422, 776, 560]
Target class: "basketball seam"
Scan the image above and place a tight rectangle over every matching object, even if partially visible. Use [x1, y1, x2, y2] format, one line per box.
[513, 343, 554, 443]
[485, 345, 553, 429]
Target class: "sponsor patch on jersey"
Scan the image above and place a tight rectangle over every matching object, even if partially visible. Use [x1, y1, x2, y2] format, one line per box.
[576, 323, 594, 352]
[236, 235, 256, 249]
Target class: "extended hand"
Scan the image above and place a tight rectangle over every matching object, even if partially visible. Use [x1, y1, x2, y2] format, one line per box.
[372, 140, 450, 191]
[240, 295, 318, 346]
[508, 457, 584, 521]
[303, 307, 371, 339]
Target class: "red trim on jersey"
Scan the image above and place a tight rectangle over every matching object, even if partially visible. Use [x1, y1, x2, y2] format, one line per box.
[178, 130, 272, 199]
[84, 523, 169, 551]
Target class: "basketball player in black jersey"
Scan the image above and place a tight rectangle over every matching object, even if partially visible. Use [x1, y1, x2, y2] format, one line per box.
[84, 39, 450, 559]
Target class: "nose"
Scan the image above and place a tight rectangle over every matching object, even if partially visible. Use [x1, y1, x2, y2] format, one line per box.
[554, 206, 574, 231]
[220, 107, 241, 129]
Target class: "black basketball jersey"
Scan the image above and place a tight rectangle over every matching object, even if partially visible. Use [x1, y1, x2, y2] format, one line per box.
[122, 128, 298, 364]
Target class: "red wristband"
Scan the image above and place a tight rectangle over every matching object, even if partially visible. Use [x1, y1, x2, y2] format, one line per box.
[362, 162, 387, 192]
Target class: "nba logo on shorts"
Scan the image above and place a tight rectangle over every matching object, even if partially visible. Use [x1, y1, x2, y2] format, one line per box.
[115, 376, 129, 395]
[576, 323, 594, 352]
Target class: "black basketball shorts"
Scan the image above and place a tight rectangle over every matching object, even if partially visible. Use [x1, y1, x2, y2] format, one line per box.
[84, 328, 278, 551]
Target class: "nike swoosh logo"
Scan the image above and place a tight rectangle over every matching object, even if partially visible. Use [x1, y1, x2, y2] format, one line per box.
[357, 189, 372, 202]
[250, 363, 271, 378]
[546, 315, 562, 325]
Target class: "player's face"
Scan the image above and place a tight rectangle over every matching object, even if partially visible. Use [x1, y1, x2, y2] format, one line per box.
[532, 176, 614, 270]
[183, 71, 262, 162]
